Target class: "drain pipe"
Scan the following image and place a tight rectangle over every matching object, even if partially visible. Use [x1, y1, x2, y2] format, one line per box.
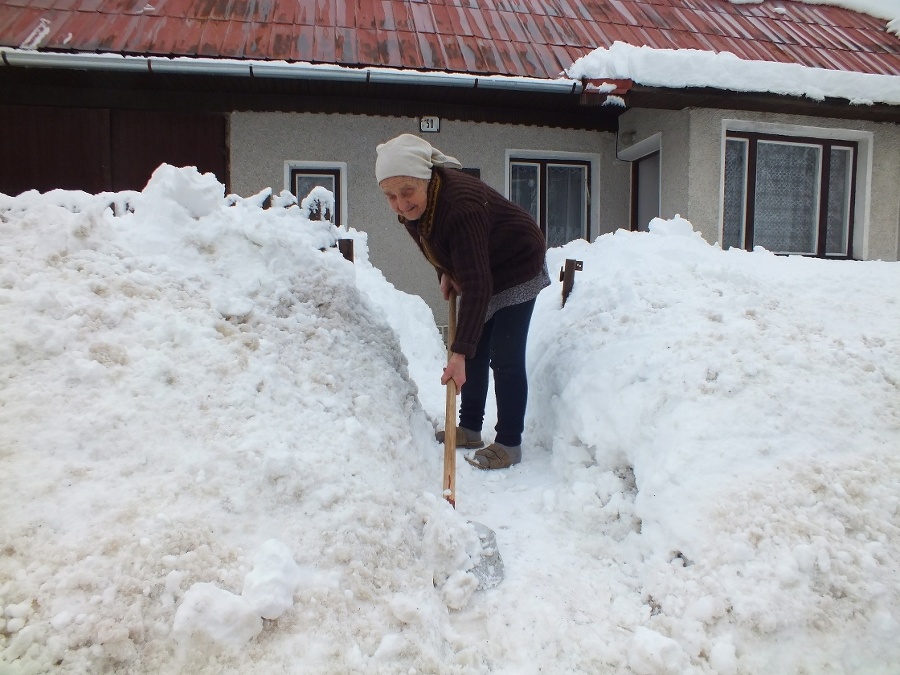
[0, 48, 584, 95]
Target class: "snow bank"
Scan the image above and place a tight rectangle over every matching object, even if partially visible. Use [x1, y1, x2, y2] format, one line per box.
[528, 221, 900, 672]
[0, 166, 485, 673]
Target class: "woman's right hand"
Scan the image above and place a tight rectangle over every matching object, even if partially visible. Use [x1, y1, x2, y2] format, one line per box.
[441, 352, 466, 391]
[440, 273, 461, 301]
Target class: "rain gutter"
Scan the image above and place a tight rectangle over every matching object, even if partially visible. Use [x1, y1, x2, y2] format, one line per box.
[0, 48, 584, 95]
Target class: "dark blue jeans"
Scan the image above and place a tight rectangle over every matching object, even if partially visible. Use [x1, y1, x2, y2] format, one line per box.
[459, 298, 536, 447]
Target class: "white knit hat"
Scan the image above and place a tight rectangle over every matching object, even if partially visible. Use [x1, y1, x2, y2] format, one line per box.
[375, 134, 462, 183]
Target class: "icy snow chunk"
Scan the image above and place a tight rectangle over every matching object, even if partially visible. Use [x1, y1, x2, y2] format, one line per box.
[5, 601, 33, 619]
[389, 594, 424, 624]
[3, 625, 39, 661]
[213, 295, 254, 321]
[372, 633, 406, 661]
[439, 570, 478, 610]
[5, 617, 26, 633]
[271, 189, 298, 208]
[241, 539, 301, 620]
[173, 582, 262, 649]
[300, 185, 336, 224]
[709, 639, 738, 675]
[627, 626, 690, 675]
[648, 214, 696, 237]
[142, 164, 224, 219]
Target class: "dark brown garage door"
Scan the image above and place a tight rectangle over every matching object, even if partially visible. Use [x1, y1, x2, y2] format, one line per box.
[0, 105, 228, 196]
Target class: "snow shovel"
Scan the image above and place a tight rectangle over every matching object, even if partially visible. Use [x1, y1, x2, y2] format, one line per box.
[443, 291, 504, 590]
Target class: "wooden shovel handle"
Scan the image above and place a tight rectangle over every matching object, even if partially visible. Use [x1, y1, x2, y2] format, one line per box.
[443, 291, 458, 508]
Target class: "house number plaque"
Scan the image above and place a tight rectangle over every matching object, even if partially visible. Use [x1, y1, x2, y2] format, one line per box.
[419, 116, 441, 133]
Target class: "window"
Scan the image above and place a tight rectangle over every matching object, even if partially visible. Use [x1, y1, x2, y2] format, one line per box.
[285, 162, 347, 227]
[723, 132, 856, 257]
[509, 158, 590, 248]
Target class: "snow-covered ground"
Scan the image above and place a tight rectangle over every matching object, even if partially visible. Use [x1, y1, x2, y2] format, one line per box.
[1, 166, 898, 674]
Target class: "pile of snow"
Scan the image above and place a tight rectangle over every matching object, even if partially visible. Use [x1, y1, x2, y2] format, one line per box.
[524, 215, 900, 673]
[2, 168, 899, 674]
[0, 166, 484, 673]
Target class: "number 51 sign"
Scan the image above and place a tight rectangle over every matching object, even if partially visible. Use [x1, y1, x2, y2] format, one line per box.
[419, 116, 441, 133]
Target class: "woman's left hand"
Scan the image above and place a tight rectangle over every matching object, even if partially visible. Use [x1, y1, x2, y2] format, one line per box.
[440, 273, 461, 301]
[441, 352, 466, 391]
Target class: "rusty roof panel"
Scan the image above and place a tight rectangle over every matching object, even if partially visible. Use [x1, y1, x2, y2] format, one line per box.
[459, 9, 492, 41]
[428, 3, 454, 34]
[481, 10, 510, 41]
[337, 0, 356, 28]
[455, 34, 483, 71]
[394, 29, 422, 67]
[563, 15, 600, 45]
[415, 30, 447, 69]
[474, 36, 503, 72]
[390, 1, 414, 31]
[377, 27, 404, 65]
[513, 12, 543, 43]
[496, 10, 528, 43]
[291, 24, 315, 60]
[463, 7, 494, 40]
[0, 0, 897, 81]
[494, 37, 527, 73]
[312, 25, 335, 62]
[373, 1, 396, 30]
[310, 0, 332, 26]
[408, 2, 435, 33]
[332, 25, 356, 62]
[354, 1, 377, 30]
[266, 23, 298, 61]
[354, 27, 382, 63]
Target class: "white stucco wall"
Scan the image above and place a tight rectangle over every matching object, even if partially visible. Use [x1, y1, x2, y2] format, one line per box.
[616, 108, 692, 227]
[229, 113, 625, 323]
[617, 108, 900, 261]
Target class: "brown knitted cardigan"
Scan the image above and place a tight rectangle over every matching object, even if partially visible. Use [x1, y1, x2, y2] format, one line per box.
[400, 166, 547, 358]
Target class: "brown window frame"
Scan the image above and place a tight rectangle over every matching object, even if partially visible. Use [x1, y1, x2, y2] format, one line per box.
[724, 131, 858, 259]
[508, 157, 592, 247]
[289, 166, 342, 226]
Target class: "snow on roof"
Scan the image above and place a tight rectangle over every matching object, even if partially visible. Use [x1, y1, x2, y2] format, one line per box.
[568, 40, 900, 106]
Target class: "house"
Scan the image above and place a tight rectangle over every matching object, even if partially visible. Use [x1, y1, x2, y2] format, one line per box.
[1, 0, 898, 323]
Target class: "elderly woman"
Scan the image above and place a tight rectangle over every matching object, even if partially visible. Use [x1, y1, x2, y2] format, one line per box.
[376, 134, 550, 470]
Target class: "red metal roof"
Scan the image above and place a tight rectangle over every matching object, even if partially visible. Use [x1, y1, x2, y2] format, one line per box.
[0, 0, 898, 77]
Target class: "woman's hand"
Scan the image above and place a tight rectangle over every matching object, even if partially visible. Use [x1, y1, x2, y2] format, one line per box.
[440, 273, 461, 301]
[441, 352, 466, 391]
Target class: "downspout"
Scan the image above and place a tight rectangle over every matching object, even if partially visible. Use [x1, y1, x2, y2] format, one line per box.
[0, 48, 584, 95]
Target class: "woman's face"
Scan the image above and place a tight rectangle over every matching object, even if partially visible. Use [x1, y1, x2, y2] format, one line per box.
[380, 176, 429, 221]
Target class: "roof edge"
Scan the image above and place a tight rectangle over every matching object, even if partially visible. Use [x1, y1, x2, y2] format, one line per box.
[0, 49, 585, 96]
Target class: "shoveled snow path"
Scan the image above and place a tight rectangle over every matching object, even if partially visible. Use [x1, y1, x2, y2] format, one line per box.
[446, 438, 647, 674]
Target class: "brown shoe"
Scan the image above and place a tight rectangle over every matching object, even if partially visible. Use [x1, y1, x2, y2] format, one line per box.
[465, 443, 521, 470]
[435, 426, 483, 449]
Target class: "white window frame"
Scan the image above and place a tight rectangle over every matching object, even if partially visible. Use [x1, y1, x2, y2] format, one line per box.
[504, 149, 600, 244]
[719, 120, 873, 259]
[284, 160, 349, 230]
